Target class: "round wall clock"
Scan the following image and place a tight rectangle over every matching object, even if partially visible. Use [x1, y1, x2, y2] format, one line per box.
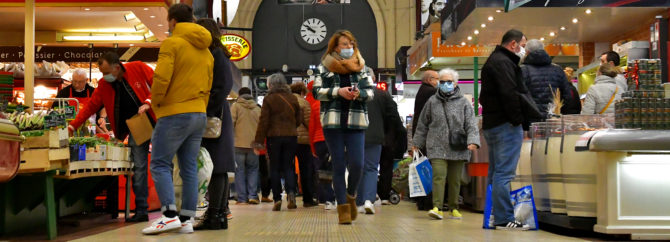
[296, 17, 330, 51]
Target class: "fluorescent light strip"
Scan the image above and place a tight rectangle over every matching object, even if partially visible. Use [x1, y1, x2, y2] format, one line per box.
[63, 35, 145, 41]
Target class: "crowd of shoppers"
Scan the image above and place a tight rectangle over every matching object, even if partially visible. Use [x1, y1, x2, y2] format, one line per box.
[65, 1, 621, 235]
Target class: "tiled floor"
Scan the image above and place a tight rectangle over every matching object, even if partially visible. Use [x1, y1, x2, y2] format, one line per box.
[75, 201, 585, 241]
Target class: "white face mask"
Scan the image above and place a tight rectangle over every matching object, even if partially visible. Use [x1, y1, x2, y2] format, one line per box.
[516, 46, 526, 59]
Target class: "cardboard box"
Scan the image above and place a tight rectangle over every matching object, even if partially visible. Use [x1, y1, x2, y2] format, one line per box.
[19, 147, 69, 171]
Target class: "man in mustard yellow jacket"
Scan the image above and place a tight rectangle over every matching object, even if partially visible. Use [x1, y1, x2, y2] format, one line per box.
[142, 3, 214, 235]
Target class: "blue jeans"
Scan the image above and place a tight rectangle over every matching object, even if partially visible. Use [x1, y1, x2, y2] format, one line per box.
[266, 136, 298, 202]
[483, 122, 523, 225]
[323, 129, 365, 205]
[128, 134, 150, 215]
[234, 148, 259, 202]
[150, 113, 206, 218]
[357, 144, 382, 206]
[314, 141, 335, 203]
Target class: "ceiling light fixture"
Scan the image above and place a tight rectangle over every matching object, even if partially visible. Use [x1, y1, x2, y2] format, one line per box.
[41, 44, 47, 46]
[481, 23, 486, 28]
[130, 44, 135, 46]
[461, 42, 466, 46]
[164, 31, 169, 34]
[572, 18, 578, 24]
[134, 24, 147, 31]
[540, 37, 545, 41]
[63, 35, 145, 41]
[124, 13, 137, 21]
[143, 8, 149, 11]
[84, 8, 90, 11]
[560, 26, 566, 31]
[488, 16, 494, 21]
[474, 30, 480, 35]
[150, 15, 156, 18]
[467, 36, 472, 40]
[157, 24, 164, 27]
[144, 31, 155, 39]
[550, 32, 555, 37]
[585, 9, 592, 14]
[496, 9, 502, 13]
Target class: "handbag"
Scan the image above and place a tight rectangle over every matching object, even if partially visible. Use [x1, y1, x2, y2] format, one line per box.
[441, 101, 468, 151]
[203, 107, 224, 139]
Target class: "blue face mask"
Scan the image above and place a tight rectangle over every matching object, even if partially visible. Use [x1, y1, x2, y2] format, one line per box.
[103, 73, 117, 83]
[340, 48, 354, 59]
[438, 81, 455, 93]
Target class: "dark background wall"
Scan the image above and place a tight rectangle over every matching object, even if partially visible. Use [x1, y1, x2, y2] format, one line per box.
[252, 0, 378, 71]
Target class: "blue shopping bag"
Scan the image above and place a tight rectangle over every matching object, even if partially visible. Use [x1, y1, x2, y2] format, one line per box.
[408, 150, 432, 197]
[483, 184, 539, 230]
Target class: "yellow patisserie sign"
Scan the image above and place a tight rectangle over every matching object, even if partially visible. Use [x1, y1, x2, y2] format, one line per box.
[221, 34, 251, 62]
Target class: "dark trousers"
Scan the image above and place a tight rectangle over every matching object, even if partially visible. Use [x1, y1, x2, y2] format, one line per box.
[258, 153, 271, 198]
[377, 145, 395, 200]
[296, 144, 315, 202]
[267, 136, 298, 202]
[314, 141, 335, 203]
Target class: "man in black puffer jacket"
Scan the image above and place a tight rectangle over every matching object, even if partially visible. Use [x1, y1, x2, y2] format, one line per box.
[521, 39, 569, 120]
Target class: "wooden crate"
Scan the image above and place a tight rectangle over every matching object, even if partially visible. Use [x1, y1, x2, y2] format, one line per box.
[85, 145, 107, 161]
[56, 159, 132, 179]
[19, 147, 69, 173]
[22, 128, 68, 149]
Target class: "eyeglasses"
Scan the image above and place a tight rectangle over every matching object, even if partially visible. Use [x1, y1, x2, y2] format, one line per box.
[439, 80, 454, 83]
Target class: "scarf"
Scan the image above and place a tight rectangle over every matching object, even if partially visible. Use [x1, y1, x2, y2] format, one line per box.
[321, 51, 366, 75]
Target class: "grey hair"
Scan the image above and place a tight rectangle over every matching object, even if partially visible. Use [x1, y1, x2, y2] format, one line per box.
[526, 39, 544, 53]
[438, 68, 459, 83]
[72, 68, 88, 79]
[267, 73, 290, 93]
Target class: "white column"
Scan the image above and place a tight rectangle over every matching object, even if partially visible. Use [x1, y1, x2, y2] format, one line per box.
[24, 0, 35, 111]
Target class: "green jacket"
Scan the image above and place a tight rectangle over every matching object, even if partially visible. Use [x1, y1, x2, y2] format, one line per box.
[312, 65, 374, 130]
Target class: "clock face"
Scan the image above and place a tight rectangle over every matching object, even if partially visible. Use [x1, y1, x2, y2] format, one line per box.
[300, 18, 327, 45]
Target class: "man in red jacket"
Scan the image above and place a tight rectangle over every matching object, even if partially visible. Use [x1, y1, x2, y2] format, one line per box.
[68, 52, 155, 223]
[306, 81, 335, 210]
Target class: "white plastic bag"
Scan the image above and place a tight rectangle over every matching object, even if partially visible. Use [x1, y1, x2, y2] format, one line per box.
[408, 150, 432, 198]
[173, 147, 213, 207]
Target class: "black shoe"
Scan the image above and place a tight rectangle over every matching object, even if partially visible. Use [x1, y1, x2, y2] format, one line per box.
[194, 208, 222, 230]
[495, 220, 530, 231]
[218, 210, 228, 230]
[287, 194, 297, 209]
[125, 213, 149, 222]
[303, 200, 319, 208]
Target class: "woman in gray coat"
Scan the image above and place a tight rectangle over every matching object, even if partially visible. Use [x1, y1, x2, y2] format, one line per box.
[581, 64, 622, 115]
[413, 68, 480, 220]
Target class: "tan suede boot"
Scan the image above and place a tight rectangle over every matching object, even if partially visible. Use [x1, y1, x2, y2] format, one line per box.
[337, 204, 352, 224]
[346, 194, 358, 221]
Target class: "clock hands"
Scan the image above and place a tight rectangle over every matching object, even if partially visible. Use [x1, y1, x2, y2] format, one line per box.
[306, 25, 317, 33]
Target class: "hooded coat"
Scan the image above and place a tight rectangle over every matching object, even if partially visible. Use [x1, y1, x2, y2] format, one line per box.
[413, 87, 480, 161]
[581, 75, 622, 115]
[521, 50, 570, 119]
[231, 94, 261, 149]
[152, 22, 214, 119]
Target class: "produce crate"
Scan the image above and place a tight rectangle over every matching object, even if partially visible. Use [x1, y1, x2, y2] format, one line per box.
[85, 145, 107, 161]
[106, 146, 130, 161]
[23, 128, 68, 148]
[56, 159, 133, 179]
[18, 147, 69, 173]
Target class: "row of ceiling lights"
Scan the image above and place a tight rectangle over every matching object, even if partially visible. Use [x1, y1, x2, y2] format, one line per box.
[461, 8, 593, 46]
[56, 7, 162, 45]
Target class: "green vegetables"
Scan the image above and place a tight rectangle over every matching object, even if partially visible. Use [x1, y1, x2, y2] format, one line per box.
[7, 111, 47, 131]
[69, 136, 125, 148]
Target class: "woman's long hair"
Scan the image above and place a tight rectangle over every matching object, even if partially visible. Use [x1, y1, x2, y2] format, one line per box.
[322, 30, 360, 60]
[195, 18, 232, 57]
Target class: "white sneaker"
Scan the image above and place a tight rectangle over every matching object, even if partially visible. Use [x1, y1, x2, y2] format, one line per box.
[324, 201, 336, 210]
[364, 200, 375, 214]
[179, 218, 194, 234]
[142, 215, 181, 235]
[381, 200, 392, 205]
[357, 206, 365, 214]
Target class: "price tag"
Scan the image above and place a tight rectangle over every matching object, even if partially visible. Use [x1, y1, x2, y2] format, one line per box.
[64, 106, 76, 119]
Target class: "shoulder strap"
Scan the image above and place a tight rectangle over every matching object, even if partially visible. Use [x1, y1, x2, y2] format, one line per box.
[599, 86, 619, 114]
[278, 94, 296, 114]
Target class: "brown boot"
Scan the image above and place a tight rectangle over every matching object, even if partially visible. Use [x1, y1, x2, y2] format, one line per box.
[337, 204, 352, 224]
[346, 194, 358, 221]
